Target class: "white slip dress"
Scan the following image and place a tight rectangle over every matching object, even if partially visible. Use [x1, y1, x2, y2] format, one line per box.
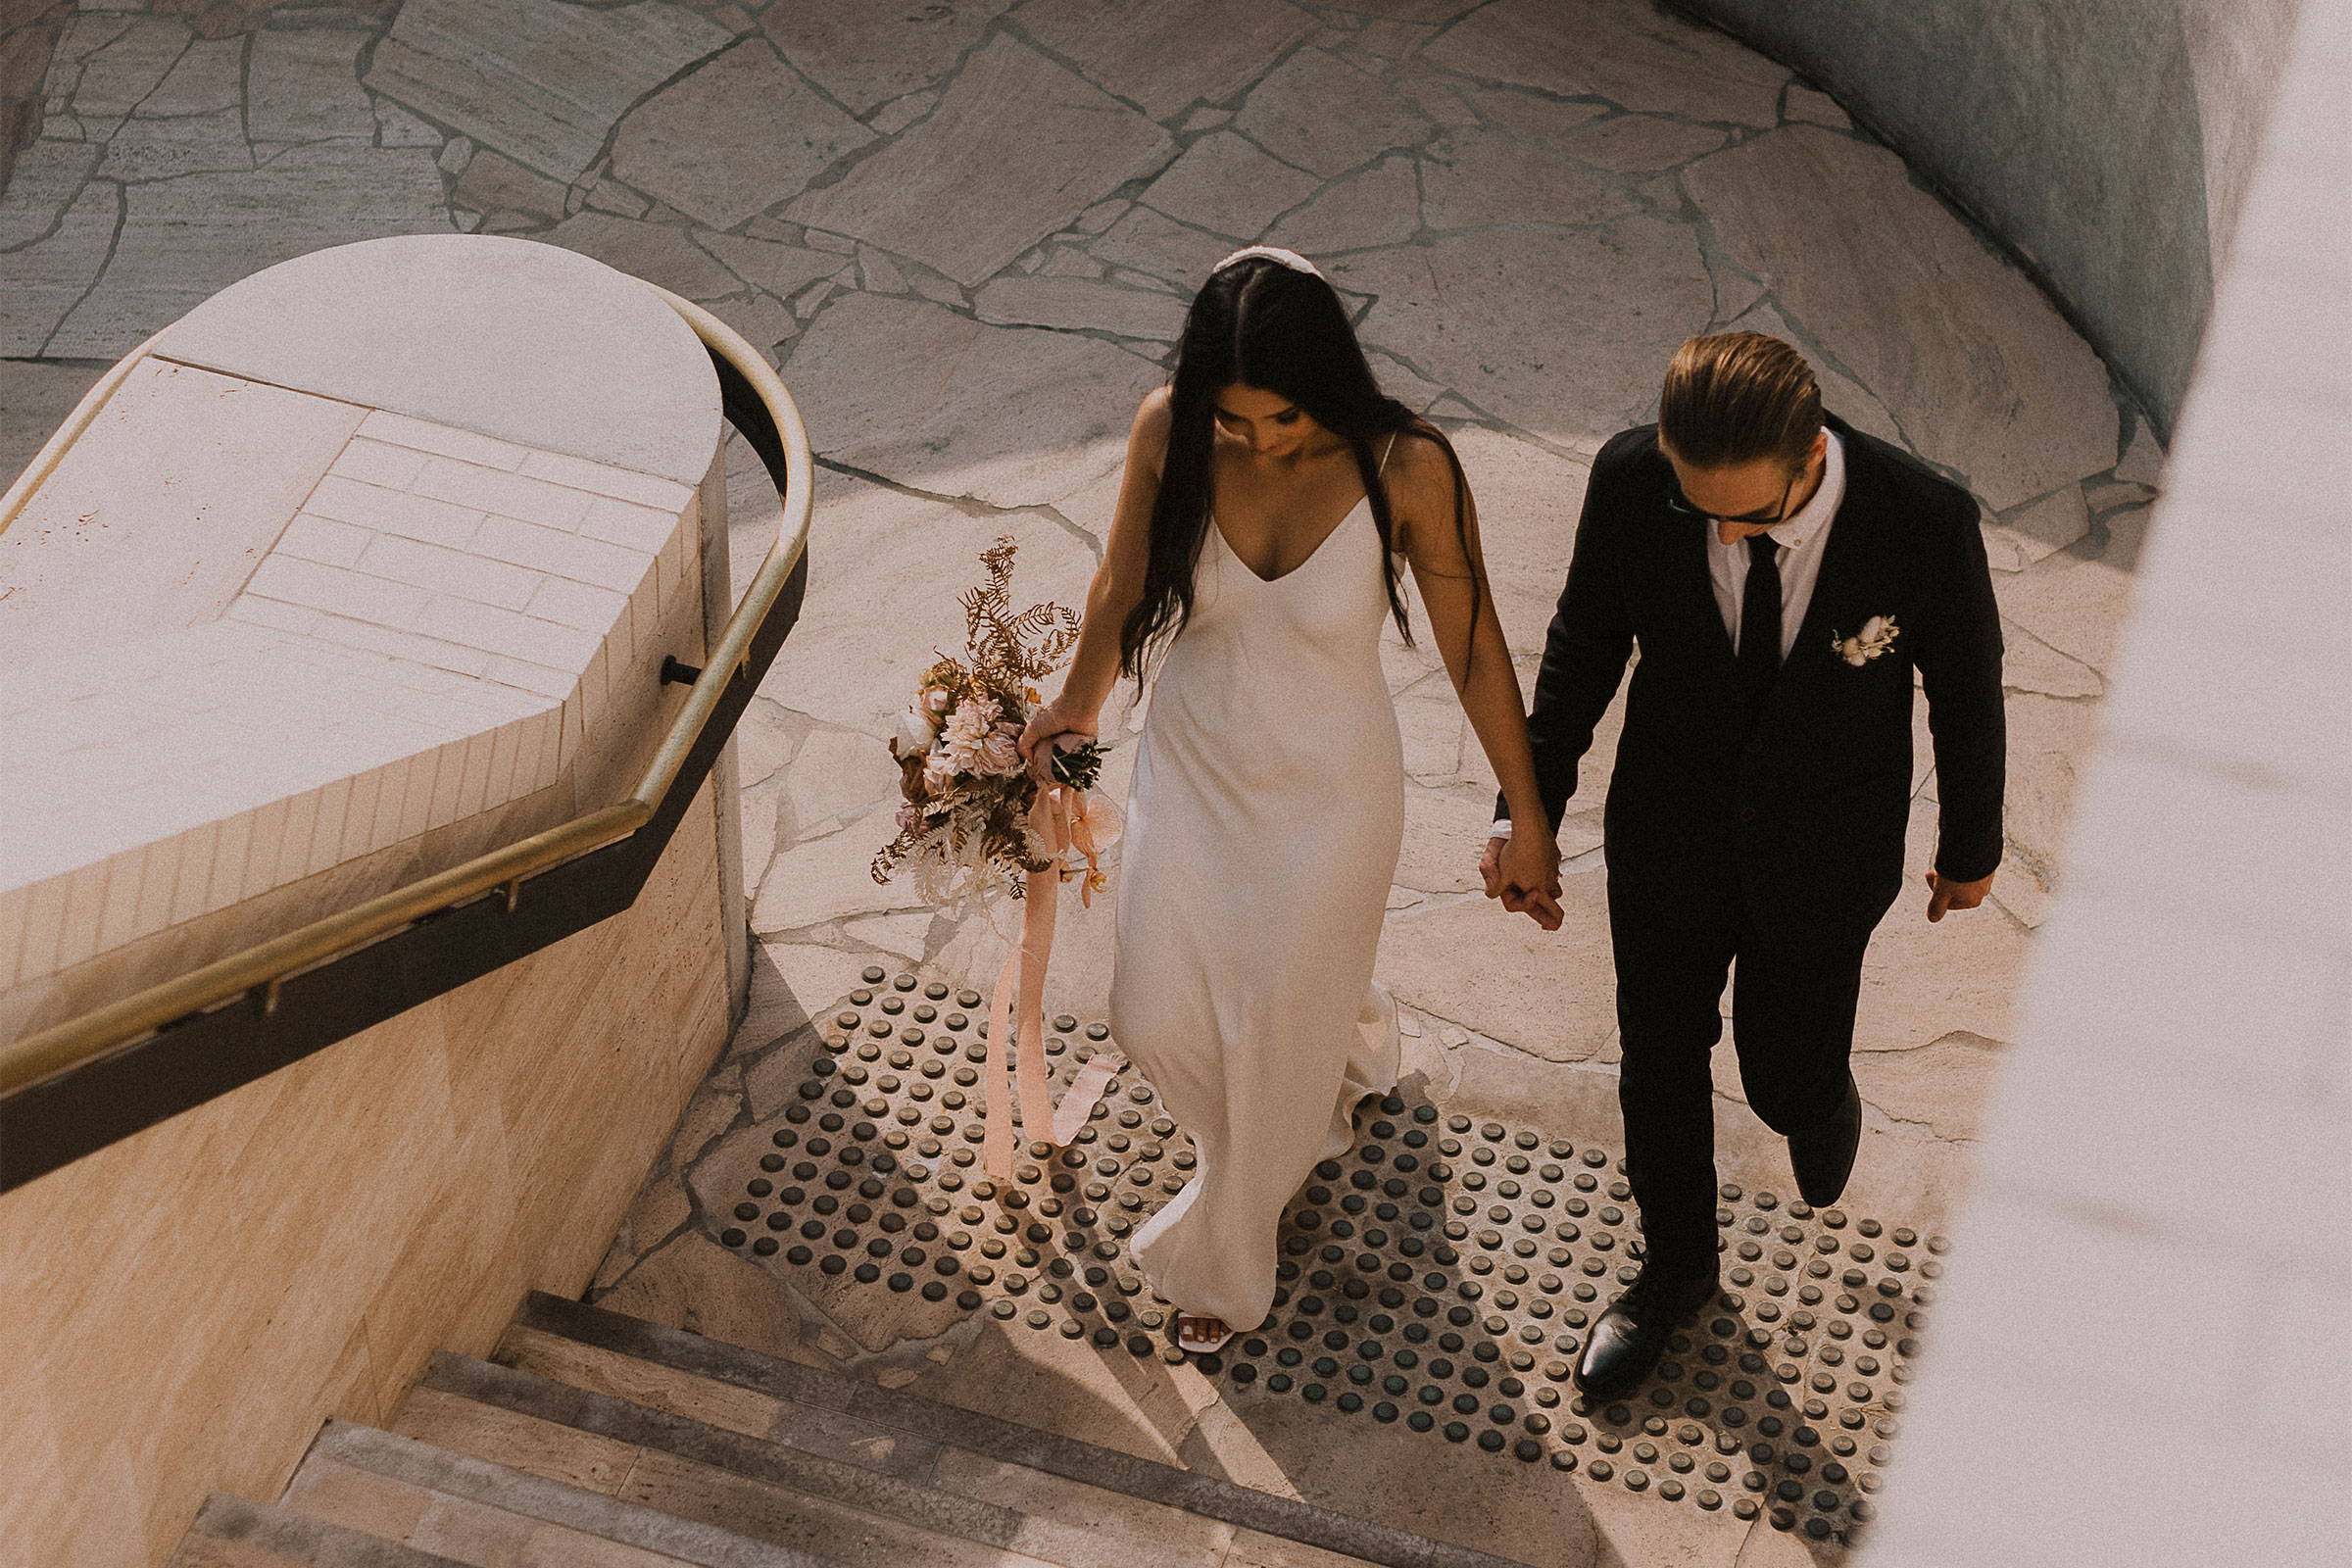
[1107, 436, 1406, 1330]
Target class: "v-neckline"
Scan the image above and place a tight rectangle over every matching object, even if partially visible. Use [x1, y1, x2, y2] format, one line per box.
[1210, 492, 1369, 586]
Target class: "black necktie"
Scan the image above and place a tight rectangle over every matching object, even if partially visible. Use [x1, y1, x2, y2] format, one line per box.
[1739, 533, 1783, 709]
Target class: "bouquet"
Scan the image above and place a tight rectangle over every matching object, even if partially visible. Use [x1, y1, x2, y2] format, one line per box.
[870, 536, 1120, 1179]
[869, 536, 1108, 911]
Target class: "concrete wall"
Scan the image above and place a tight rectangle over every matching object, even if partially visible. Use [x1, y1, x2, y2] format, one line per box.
[1685, 0, 2303, 435]
[0, 776, 734, 1568]
[0, 232, 759, 1566]
[1855, 1, 2350, 1561]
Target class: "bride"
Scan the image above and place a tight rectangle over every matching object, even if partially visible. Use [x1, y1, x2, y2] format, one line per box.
[1018, 246, 1562, 1355]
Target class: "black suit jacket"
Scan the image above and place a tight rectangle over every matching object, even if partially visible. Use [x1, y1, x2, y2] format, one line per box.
[1501, 414, 2005, 923]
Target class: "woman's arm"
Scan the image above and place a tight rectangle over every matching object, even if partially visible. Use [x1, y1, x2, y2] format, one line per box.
[1019, 387, 1171, 770]
[1392, 429, 1563, 926]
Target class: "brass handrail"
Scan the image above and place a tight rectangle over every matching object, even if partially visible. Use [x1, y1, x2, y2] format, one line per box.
[0, 284, 814, 1102]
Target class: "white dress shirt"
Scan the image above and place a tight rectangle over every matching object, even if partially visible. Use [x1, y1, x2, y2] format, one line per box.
[1708, 427, 1844, 662]
[1495, 429, 1845, 842]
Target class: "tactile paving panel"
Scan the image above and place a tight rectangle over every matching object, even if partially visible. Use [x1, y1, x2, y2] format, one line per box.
[696, 968, 1948, 1544]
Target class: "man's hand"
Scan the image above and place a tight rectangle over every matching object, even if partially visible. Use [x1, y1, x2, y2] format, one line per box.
[1925, 869, 1993, 922]
[1483, 835, 1564, 931]
[1480, 835, 1507, 900]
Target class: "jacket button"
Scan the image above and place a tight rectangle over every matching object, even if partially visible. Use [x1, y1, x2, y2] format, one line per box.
[1739, 807, 1758, 824]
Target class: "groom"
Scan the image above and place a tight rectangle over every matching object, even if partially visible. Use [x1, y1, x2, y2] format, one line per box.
[1481, 333, 2004, 1400]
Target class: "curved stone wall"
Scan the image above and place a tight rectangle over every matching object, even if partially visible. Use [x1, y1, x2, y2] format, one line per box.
[1686, 0, 2303, 434]
[1857, 3, 2351, 1559]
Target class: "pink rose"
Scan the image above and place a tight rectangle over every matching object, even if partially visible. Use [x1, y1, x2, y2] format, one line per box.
[894, 705, 940, 757]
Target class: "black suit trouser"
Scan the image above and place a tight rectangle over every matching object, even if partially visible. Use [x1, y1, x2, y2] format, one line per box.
[1604, 860, 1894, 1273]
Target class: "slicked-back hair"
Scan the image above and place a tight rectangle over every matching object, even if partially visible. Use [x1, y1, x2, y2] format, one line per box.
[1658, 332, 1822, 469]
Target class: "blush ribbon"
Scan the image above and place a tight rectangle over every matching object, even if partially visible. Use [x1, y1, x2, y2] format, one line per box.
[982, 783, 1123, 1179]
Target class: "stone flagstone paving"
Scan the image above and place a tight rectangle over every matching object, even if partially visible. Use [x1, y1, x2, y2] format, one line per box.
[0, 2, 2159, 1561]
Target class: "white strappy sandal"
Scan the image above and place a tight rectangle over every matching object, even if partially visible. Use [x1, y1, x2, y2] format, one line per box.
[1174, 1313, 1236, 1355]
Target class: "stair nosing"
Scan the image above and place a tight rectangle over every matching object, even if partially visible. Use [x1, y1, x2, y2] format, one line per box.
[498, 1316, 945, 1488]
[420, 1351, 1041, 1554]
[524, 1290, 1539, 1568]
[188, 1492, 475, 1568]
[303, 1420, 847, 1568]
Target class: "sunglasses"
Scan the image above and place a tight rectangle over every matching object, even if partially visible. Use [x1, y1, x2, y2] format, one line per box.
[1664, 463, 1799, 526]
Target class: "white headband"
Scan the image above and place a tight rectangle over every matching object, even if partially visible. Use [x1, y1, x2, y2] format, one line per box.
[1210, 244, 1325, 279]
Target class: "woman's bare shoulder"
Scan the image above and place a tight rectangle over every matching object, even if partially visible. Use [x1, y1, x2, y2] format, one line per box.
[1135, 384, 1175, 436]
[1384, 421, 1448, 466]
[1383, 423, 1462, 503]
[1131, 385, 1176, 467]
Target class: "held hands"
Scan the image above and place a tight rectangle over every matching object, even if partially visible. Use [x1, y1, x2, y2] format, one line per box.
[1924, 869, 1993, 922]
[1481, 834, 1564, 931]
[1018, 698, 1100, 787]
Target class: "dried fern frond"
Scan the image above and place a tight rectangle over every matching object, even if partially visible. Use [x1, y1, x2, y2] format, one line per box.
[956, 535, 1082, 683]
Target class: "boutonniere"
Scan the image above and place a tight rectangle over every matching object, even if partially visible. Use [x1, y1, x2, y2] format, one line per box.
[1831, 614, 1900, 665]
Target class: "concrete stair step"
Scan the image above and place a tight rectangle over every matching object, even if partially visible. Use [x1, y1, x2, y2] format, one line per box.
[479, 1326, 1265, 1568]
[167, 1492, 473, 1568]
[394, 1357, 1064, 1567]
[512, 1291, 1533, 1568]
[167, 1290, 1535, 1568]
[279, 1420, 844, 1567]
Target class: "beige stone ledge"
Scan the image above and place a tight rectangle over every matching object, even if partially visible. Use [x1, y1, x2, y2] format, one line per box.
[0, 234, 724, 1031]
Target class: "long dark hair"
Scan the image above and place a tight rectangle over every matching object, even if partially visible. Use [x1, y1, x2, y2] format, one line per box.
[1116, 256, 1485, 681]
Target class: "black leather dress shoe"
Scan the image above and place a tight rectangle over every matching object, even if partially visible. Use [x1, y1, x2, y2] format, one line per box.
[1788, 1074, 1863, 1206]
[1573, 1264, 1719, 1402]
